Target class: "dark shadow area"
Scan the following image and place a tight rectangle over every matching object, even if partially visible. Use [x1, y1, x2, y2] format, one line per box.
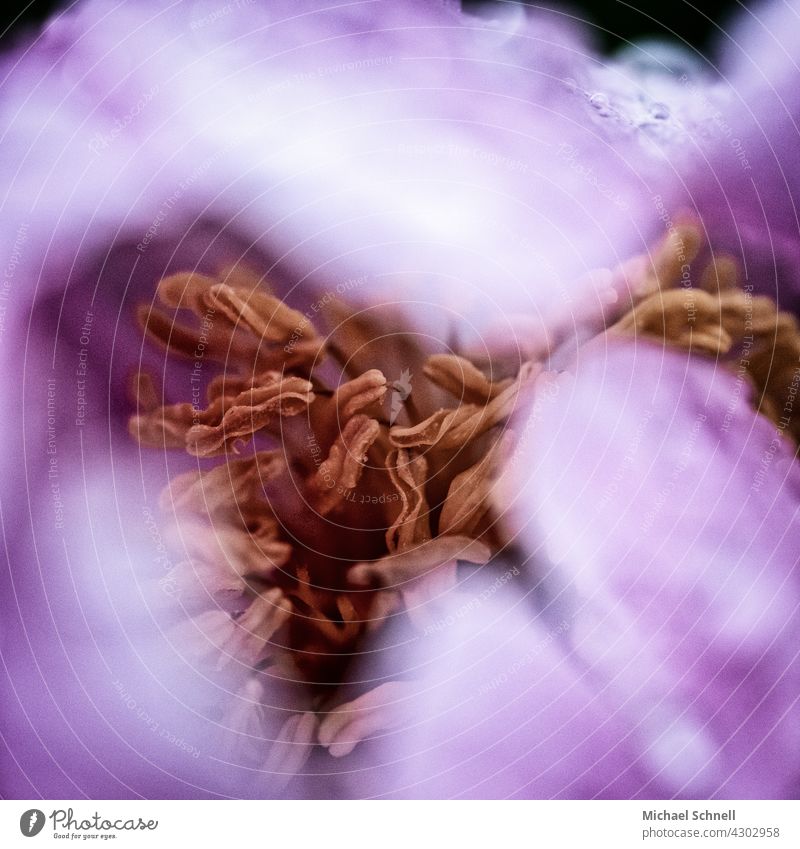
[3, 0, 739, 54]
[464, 0, 736, 52]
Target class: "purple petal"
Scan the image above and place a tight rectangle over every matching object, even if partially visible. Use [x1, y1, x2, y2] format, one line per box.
[336, 343, 800, 799]
[0, 0, 724, 334]
[686, 1, 800, 309]
[503, 341, 800, 797]
[336, 588, 654, 799]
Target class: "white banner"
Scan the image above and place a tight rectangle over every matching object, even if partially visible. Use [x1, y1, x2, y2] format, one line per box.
[1, 800, 798, 848]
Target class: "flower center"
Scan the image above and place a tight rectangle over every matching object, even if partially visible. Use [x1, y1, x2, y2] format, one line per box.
[129, 218, 800, 775]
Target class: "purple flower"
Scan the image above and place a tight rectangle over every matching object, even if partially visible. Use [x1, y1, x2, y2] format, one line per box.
[1, 0, 799, 800]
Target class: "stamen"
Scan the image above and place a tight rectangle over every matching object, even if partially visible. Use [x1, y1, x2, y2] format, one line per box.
[605, 238, 800, 442]
[156, 272, 222, 314]
[206, 283, 310, 341]
[129, 371, 159, 412]
[167, 519, 290, 579]
[317, 681, 410, 758]
[349, 536, 491, 587]
[331, 369, 388, 420]
[129, 401, 199, 449]
[288, 566, 361, 648]
[205, 283, 326, 371]
[700, 253, 739, 294]
[137, 303, 252, 364]
[166, 558, 245, 606]
[264, 712, 319, 782]
[161, 452, 285, 518]
[310, 414, 381, 515]
[389, 361, 538, 449]
[608, 289, 734, 355]
[439, 430, 515, 537]
[423, 353, 513, 404]
[186, 375, 315, 456]
[132, 225, 800, 768]
[173, 587, 292, 670]
[644, 219, 703, 295]
[385, 448, 431, 552]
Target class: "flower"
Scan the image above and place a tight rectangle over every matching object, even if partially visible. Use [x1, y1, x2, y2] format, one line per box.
[1, 0, 800, 800]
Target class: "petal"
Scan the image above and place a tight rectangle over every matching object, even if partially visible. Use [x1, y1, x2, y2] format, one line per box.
[338, 342, 800, 799]
[337, 587, 651, 799]
[0, 0, 711, 346]
[503, 341, 800, 798]
[686, 1, 800, 310]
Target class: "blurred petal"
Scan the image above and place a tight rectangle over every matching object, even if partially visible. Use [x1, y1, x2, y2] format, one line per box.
[335, 343, 799, 799]
[331, 584, 651, 798]
[687, 1, 800, 309]
[503, 341, 800, 797]
[0, 0, 725, 339]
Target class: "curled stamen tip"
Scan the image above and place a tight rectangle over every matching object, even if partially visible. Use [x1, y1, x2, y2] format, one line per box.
[334, 369, 388, 419]
[701, 253, 740, 293]
[663, 218, 702, 257]
[318, 681, 409, 757]
[360, 368, 387, 386]
[128, 371, 159, 411]
[135, 303, 153, 330]
[157, 272, 217, 310]
[349, 536, 491, 589]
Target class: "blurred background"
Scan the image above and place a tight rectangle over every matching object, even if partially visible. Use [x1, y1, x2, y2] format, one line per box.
[1, 0, 741, 55]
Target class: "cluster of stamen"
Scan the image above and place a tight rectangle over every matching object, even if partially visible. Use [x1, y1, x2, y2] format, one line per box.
[130, 219, 800, 781]
[604, 223, 800, 441]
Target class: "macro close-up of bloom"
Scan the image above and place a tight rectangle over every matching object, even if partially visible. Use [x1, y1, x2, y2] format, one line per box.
[1, 0, 800, 804]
